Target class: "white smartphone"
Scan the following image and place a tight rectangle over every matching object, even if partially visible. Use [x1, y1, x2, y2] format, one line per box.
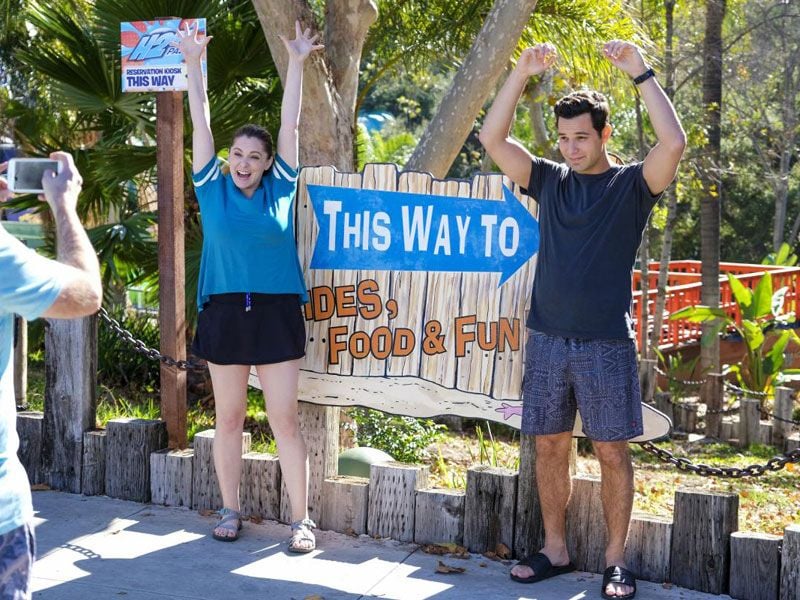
[7, 158, 61, 194]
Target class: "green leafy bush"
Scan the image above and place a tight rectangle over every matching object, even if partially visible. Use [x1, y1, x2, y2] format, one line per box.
[350, 408, 445, 464]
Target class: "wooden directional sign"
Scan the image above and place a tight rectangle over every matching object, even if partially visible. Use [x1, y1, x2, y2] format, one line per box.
[248, 164, 671, 443]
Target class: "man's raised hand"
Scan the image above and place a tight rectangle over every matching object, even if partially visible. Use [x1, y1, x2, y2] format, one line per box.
[515, 43, 558, 79]
[602, 41, 647, 78]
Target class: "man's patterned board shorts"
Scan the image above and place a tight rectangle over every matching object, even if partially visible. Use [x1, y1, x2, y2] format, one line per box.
[0, 523, 35, 600]
[522, 330, 644, 442]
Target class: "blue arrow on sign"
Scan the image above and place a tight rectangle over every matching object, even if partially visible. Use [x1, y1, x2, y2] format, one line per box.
[307, 183, 539, 285]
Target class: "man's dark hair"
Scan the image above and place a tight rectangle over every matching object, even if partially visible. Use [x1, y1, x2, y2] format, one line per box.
[231, 124, 274, 158]
[554, 91, 610, 136]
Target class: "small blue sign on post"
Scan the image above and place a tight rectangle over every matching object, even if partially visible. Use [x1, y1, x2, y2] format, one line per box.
[307, 184, 539, 285]
[120, 18, 207, 93]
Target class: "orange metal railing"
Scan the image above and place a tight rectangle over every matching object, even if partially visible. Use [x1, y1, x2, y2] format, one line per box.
[631, 260, 800, 350]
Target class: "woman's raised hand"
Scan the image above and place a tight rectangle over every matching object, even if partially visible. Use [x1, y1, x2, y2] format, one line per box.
[175, 21, 212, 61]
[279, 20, 324, 63]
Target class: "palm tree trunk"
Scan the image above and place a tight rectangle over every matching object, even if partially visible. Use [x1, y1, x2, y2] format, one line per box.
[648, 0, 678, 357]
[406, 0, 540, 177]
[700, 0, 726, 434]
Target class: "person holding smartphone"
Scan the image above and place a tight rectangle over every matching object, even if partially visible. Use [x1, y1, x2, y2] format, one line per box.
[176, 21, 321, 552]
[0, 153, 102, 598]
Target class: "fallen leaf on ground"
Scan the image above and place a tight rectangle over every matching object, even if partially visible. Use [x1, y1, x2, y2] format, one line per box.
[482, 551, 501, 561]
[436, 560, 466, 574]
[495, 543, 512, 559]
[343, 527, 358, 537]
[30, 484, 50, 491]
[304, 595, 324, 600]
[198, 509, 215, 517]
[422, 543, 469, 558]
[248, 515, 263, 524]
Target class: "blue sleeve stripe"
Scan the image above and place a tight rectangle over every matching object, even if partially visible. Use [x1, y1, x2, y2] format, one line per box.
[194, 162, 220, 187]
[273, 155, 297, 182]
[192, 157, 220, 187]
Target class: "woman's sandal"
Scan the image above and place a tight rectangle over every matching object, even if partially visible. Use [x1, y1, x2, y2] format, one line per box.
[212, 507, 243, 542]
[288, 518, 316, 553]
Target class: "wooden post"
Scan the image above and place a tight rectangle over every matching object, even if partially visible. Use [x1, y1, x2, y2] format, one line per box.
[721, 416, 734, 443]
[463, 465, 517, 554]
[638, 358, 657, 405]
[150, 448, 193, 507]
[759, 422, 773, 446]
[191, 429, 251, 512]
[703, 373, 724, 439]
[772, 387, 794, 448]
[13, 316, 27, 407]
[240, 452, 281, 521]
[670, 489, 738, 594]
[780, 525, 800, 600]
[739, 398, 760, 448]
[729, 532, 781, 600]
[81, 430, 106, 496]
[279, 402, 339, 524]
[414, 489, 465, 546]
[104, 418, 168, 502]
[321, 475, 369, 535]
[513, 433, 544, 559]
[655, 391, 674, 423]
[683, 403, 698, 433]
[41, 316, 97, 493]
[156, 91, 187, 450]
[16, 412, 43, 484]
[566, 476, 606, 574]
[625, 515, 672, 584]
[368, 462, 429, 542]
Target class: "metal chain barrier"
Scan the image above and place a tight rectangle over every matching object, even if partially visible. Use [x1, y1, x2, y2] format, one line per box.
[653, 365, 739, 414]
[766, 413, 800, 426]
[97, 307, 207, 372]
[653, 364, 707, 387]
[722, 380, 770, 399]
[637, 441, 800, 478]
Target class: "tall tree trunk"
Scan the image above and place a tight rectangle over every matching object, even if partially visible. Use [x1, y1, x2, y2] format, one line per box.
[700, 0, 726, 389]
[406, 0, 539, 177]
[635, 92, 649, 357]
[251, 0, 377, 170]
[524, 71, 559, 162]
[774, 27, 799, 250]
[648, 0, 678, 357]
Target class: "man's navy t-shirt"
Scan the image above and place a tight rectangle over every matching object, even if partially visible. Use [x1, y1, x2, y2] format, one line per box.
[525, 156, 660, 340]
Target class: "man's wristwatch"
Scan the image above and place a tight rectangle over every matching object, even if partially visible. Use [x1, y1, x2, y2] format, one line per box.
[633, 68, 656, 85]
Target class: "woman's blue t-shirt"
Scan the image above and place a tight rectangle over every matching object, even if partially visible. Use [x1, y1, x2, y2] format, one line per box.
[192, 155, 308, 310]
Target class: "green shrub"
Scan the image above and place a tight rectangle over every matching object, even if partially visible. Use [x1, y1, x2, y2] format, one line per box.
[350, 408, 445, 464]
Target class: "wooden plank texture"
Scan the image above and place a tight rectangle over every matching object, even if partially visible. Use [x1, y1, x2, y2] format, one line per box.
[105, 418, 168, 502]
[729, 531, 781, 600]
[414, 488, 465, 546]
[41, 316, 97, 493]
[321, 475, 369, 535]
[463, 465, 517, 554]
[81, 430, 106, 496]
[156, 91, 187, 450]
[150, 448, 193, 507]
[368, 462, 429, 542]
[670, 489, 738, 594]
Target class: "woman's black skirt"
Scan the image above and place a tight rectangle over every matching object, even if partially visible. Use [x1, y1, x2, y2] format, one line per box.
[191, 293, 306, 365]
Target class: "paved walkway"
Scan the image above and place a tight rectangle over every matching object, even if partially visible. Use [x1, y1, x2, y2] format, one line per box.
[31, 491, 731, 600]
